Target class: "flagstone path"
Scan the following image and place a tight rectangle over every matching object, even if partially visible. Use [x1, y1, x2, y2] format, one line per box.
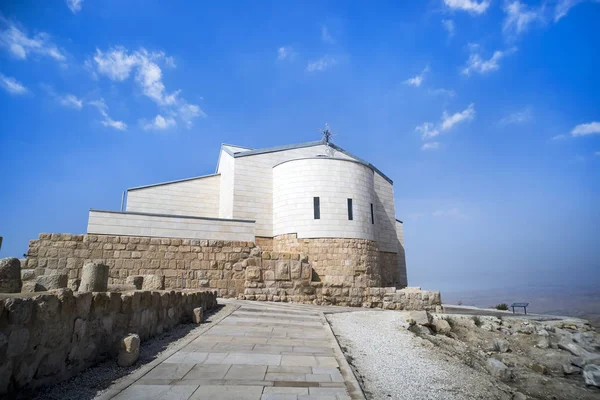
[102, 300, 365, 400]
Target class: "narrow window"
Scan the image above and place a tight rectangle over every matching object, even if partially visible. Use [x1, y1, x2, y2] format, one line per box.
[347, 198, 353, 220]
[370, 203, 375, 224]
[313, 197, 320, 219]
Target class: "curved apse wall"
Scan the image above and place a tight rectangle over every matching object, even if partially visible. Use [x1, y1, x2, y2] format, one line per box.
[273, 157, 377, 240]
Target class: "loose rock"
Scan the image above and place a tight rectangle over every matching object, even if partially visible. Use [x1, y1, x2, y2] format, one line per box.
[36, 274, 68, 291]
[486, 358, 511, 381]
[493, 338, 510, 353]
[117, 333, 140, 367]
[432, 318, 451, 334]
[406, 310, 431, 327]
[563, 363, 581, 375]
[583, 364, 600, 387]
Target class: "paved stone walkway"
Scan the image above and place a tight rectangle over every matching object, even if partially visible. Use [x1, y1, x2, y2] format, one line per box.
[107, 300, 364, 400]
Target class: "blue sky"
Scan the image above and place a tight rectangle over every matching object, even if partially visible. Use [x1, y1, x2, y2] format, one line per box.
[1, 0, 599, 293]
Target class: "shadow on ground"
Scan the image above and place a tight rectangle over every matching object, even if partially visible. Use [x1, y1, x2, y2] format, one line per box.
[18, 305, 225, 400]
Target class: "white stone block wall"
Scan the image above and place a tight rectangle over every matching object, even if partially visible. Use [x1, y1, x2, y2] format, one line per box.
[273, 158, 377, 240]
[126, 175, 220, 218]
[232, 144, 354, 237]
[87, 210, 255, 242]
[374, 173, 399, 252]
[218, 150, 235, 219]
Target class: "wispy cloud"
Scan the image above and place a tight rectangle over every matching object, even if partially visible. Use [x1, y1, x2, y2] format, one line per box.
[571, 121, 600, 136]
[321, 26, 335, 44]
[0, 18, 65, 62]
[551, 134, 567, 141]
[441, 103, 476, 131]
[415, 123, 440, 139]
[403, 66, 429, 87]
[143, 114, 176, 130]
[422, 142, 441, 151]
[503, 1, 545, 37]
[66, 0, 83, 13]
[58, 94, 83, 109]
[277, 46, 295, 61]
[462, 45, 516, 76]
[442, 19, 455, 37]
[443, 0, 490, 14]
[416, 103, 476, 140]
[90, 46, 205, 128]
[428, 88, 456, 97]
[595, 151, 600, 157]
[499, 108, 532, 125]
[0, 72, 28, 95]
[89, 98, 127, 131]
[306, 55, 336, 72]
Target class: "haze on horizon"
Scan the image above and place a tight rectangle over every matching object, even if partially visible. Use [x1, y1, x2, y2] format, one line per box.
[0, 1, 598, 295]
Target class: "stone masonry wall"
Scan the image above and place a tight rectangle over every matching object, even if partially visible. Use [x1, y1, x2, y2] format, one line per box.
[272, 234, 403, 288]
[25, 234, 256, 296]
[0, 289, 217, 395]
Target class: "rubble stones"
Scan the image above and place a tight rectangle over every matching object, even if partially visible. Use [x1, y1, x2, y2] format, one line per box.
[35, 274, 67, 291]
[493, 338, 510, 353]
[406, 311, 432, 327]
[563, 363, 581, 375]
[0, 258, 22, 293]
[79, 263, 109, 292]
[117, 333, 140, 367]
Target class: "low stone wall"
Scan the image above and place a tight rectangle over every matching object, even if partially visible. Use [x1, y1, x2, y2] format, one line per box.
[24, 234, 256, 294]
[0, 289, 217, 395]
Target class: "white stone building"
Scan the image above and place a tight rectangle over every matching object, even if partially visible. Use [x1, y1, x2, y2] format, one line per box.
[87, 140, 407, 287]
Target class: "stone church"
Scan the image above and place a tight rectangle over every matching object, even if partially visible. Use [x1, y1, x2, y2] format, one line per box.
[87, 139, 408, 288]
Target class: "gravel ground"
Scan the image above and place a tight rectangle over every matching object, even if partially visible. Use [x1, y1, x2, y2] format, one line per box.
[327, 311, 513, 400]
[19, 304, 232, 400]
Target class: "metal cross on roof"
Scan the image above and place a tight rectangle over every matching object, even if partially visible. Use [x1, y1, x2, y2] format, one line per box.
[320, 123, 338, 157]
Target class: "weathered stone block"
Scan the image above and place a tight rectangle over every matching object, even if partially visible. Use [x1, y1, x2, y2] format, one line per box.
[126, 275, 144, 289]
[0, 258, 22, 293]
[193, 307, 203, 324]
[275, 262, 290, 281]
[35, 274, 68, 291]
[79, 263, 109, 292]
[245, 266, 261, 281]
[142, 275, 165, 290]
[117, 334, 140, 367]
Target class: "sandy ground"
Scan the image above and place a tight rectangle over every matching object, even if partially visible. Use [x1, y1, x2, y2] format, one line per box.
[327, 310, 513, 400]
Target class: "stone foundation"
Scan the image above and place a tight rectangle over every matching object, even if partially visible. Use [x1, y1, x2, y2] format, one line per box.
[0, 289, 217, 395]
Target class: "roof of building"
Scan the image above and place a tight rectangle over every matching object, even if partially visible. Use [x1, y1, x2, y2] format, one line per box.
[218, 140, 393, 184]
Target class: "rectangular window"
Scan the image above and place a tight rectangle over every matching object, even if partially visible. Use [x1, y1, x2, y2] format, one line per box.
[370, 203, 375, 224]
[347, 198, 353, 220]
[313, 197, 320, 219]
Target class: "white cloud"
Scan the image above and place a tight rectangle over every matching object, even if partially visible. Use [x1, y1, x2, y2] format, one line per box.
[441, 103, 475, 131]
[462, 46, 516, 76]
[0, 19, 65, 61]
[422, 142, 441, 150]
[89, 98, 127, 131]
[571, 121, 600, 136]
[178, 103, 205, 128]
[321, 26, 335, 44]
[0, 72, 28, 95]
[428, 88, 456, 97]
[551, 134, 567, 140]
[277, 46, 295, 61]
[403, 66, 429, 87]
[66, 0, 83, 13]
[415, 123, 440, 139]
[443, 0, 490, 14]
[499, 108, 532, 125]
[415, 104, 475, 141]
[144, 114, 176, 130]
[503, 1, 545, 37]
[442, 19, 455, 37]
[306, 56, 336, 72]
[91, 46, 205, 128]
[58, 94, 83, 109]
[433, 208, 467, 219]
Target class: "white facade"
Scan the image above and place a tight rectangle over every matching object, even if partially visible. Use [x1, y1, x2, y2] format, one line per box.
[87, 140, 405, 253]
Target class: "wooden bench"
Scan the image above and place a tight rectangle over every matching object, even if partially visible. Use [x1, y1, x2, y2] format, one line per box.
[511, 302, 529, 315]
